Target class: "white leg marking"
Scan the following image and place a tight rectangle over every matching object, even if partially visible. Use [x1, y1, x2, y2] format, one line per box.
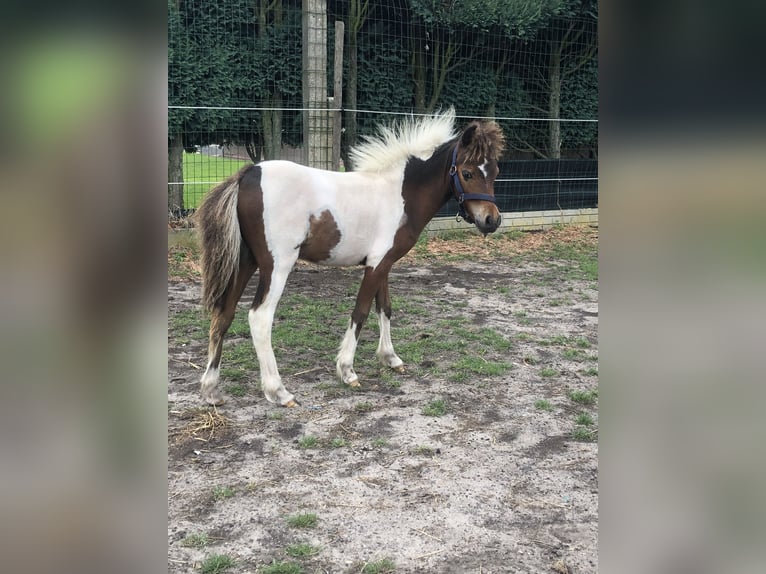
[336, 321, 360, 386]
[200, 364, 223, 405]
[249, 263, 297, 406]
[376, 312, 403, 370]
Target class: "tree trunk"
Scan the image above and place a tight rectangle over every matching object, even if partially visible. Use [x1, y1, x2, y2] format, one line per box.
[168, 134, 184, 216]
[412, 34, 426, 114]
[344, 28, 358, 167]
[263, 95, 283, 160]
[548, 48, 562, 159]
[260, 0, 283, 161]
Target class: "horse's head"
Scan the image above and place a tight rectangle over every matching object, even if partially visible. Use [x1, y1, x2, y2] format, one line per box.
[451, 120, 506, 235]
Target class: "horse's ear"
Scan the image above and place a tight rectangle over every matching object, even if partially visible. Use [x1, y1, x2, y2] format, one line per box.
[460, 122, 479, 147]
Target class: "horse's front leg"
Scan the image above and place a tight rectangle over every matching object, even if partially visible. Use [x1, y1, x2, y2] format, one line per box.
[375, 276, 404, 373]
[336, 265, 390, 386]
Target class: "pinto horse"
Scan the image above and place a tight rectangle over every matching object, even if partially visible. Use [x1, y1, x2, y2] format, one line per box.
[196, 108, 505, 407]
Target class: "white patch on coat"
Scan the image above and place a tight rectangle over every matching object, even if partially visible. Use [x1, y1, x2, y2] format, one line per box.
[478, 159, 488, 178]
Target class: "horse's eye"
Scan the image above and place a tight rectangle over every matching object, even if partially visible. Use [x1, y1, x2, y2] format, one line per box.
[462, 170, 472, 180]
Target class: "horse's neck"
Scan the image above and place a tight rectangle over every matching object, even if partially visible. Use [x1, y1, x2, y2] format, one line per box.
[401, 146, 454, 234]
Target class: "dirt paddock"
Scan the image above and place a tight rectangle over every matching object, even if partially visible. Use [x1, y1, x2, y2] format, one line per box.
[168, 227, 598, 573]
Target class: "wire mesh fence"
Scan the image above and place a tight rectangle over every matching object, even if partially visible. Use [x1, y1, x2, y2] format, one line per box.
[168, 0, 598, 217]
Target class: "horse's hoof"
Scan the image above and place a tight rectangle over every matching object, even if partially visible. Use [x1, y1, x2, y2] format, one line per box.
[347, 378, 361, 388]
[203, 392, 224, 406]
[283, 399, 299, 408]
[393, 365, 405, 374]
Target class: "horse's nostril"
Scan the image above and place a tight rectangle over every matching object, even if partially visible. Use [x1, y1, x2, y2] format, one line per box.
[485, 215, 493, 226]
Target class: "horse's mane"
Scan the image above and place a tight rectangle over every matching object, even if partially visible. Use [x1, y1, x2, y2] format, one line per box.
[459, 120, 506, 163]
[349, 108, 458, 173]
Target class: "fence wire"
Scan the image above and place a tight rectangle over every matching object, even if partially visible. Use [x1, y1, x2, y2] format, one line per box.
[168, 0, 597, 216]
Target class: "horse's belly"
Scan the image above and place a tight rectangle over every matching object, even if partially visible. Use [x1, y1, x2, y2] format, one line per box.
[322, 218, 398, 268]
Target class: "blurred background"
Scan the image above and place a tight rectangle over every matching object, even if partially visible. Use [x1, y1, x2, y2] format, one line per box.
[0, 0, 764, 572]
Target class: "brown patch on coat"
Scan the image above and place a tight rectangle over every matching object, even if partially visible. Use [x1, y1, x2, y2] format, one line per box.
[298, 209, 342, 263]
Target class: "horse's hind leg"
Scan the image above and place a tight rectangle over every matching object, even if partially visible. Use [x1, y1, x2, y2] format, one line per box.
[200, 256, 257, 405]
[375, 277, 404, 373]
[248, 256, 298, 406]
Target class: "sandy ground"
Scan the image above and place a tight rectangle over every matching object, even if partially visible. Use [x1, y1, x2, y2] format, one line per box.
[168, 232, 598, 573]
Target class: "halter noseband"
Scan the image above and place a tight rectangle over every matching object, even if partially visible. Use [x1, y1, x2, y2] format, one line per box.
[449, 143, 497, 222]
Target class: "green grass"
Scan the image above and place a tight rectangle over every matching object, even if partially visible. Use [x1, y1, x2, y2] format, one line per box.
[540, 367, 558, 378]
[212, 486, 235, 501]
[285, 543, 321, 558]
[354, 401, 374, 413]
[297, 436, 319, 449]
[413, 445, 435, 455]
[450, 356, 511, 382]
[534, 399, 553, 411]
[225, 383, 247, 396]
[182, 151, 250, 209]
[330, 437, 347, 448]
[200, 554, 235, 574]
[571, 426, 597, 442]
[286, 513, 318, 529]
[372, 437, 389, 448]
[181, 532, 209, 548]
[575, 412, 594, 426]
[422, 399, 447, 417]
[360, 558, 396, 573]
[260, 560, 304, 574]
[568, 389, 598, 405]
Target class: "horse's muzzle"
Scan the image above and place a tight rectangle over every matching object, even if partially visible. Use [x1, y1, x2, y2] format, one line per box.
[476, 213, 501, 235]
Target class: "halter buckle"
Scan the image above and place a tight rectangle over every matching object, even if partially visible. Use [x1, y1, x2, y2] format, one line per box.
[449, 164, 457, 176]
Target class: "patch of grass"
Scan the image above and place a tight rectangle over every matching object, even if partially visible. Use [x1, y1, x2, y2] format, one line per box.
[354, 401, 374, 413]
[498, 286, 510, 295]
[212, 486, 235, 501]
[422, 399, 447, 417]
[330, 437, 347, 448]
[182, 151, 249, 209]
[285, 543, 320, 558]
[450, 356, 512, 381]
[260, 560, 304, 574]
[413, 445, 435, 455]
[575, 412, 594, 426]
[534, 399, 553, 411]
[571, 426, 597, 442]
[170, 308, 209, 341]
[575, 337, 592, 348]
[372, 437, 389, 448]
[582, 367, 598, 376]
[286, 513, 318, 529]
[199, 553, 235, 574]
[568, 389, 598, 405]
[297, 436, 319, 449]
[540, 367, 558, 378]
[267, 411, 284, 420]
[225, 383, 247, 397]
[523, 355, 539, 365]
[360, 558, 396, 573]
[562, 348, 586, 361]
[181, 532, 209, 548]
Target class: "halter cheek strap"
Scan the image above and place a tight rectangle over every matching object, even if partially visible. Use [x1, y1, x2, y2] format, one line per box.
[450, 143, 497, 222]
